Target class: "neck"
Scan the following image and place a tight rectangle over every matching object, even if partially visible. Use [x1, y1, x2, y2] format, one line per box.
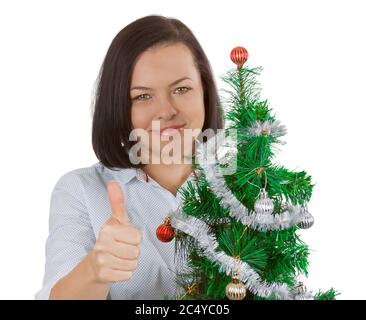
[142, 163, 194, 196]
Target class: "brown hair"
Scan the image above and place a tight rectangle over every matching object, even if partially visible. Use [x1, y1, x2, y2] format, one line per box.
[91, 14, 224, 169]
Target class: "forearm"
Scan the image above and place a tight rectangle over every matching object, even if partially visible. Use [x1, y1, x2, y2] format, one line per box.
[49, 252, 111, 300]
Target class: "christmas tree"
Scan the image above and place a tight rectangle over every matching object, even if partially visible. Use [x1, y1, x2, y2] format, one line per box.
[157, 46, 337, 300]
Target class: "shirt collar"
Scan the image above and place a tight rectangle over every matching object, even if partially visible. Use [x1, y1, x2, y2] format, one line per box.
[98, 161, 197, 186]
[98, 162, 138, 184]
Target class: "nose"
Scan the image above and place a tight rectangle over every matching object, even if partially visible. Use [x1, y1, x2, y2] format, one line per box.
[156, 95, 178, 120]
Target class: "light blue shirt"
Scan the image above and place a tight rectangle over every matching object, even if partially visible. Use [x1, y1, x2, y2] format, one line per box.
[35, 161, 194, 300]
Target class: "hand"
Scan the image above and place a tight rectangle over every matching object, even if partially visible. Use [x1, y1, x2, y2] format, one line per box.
[89, 181, 143, 283]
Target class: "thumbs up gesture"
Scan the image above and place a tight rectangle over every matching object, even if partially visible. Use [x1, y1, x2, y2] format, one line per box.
[89, 181, 143, 283]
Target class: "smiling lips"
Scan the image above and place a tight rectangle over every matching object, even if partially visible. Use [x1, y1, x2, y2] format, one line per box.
[159, 124, 185, 136]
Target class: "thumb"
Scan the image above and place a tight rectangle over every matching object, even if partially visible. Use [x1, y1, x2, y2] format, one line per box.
[107, 180, 130, 225]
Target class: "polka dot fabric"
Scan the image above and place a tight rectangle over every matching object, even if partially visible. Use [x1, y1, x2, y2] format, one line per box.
[35, 162, 194, 300]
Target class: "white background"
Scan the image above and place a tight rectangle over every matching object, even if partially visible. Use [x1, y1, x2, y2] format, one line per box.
[0, 0, 365, 299]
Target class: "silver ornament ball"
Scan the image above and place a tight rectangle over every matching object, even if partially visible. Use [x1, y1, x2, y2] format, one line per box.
[254, 189, 274, 215]
[225, 274, 247, 300]
[298, 204, 314, 229]
[292, 282, 307, 300]
[292, 281, 314, 300]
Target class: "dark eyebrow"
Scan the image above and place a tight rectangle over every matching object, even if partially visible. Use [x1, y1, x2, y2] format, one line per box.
[130, 77, 192, 91]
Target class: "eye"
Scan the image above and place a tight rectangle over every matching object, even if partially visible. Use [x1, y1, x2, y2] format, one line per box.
[173, 87, 191, 94]
[132, 93, 152, 101]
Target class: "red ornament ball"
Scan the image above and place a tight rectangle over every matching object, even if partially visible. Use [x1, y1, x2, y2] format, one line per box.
[230, 46, 249, 69]
[156, 217, 175, 242]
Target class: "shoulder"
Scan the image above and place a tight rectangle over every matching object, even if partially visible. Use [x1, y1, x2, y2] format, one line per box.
[52, 162, 101, 193]
[50, 163, 138, 224]
[53, 162, 137, 195]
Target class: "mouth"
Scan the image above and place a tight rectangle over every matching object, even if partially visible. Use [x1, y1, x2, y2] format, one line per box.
[159, 124, 186, 136]
[160, 125, 185, 136]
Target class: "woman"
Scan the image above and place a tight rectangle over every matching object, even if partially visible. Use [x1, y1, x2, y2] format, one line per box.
[36, 14, 224, 300]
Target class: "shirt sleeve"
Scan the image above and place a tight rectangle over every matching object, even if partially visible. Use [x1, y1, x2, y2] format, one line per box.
[35, 171, 96, 299]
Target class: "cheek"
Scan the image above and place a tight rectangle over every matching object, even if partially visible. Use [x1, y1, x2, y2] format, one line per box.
[131, 106, 153, 148]
[131, 105, 152, 129]
[182, 94, 205, 129]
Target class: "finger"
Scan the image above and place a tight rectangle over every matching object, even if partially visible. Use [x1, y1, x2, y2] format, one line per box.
[107, 181, 130, 225]
[114, 225, 143, 245]
[105, 237, 141, 260]
[102, 252, 139, 271]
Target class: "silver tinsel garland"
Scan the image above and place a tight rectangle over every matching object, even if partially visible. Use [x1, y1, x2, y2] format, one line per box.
[194, 138, 312, 232]
[245, 119, 287, 138]
[169, 206, 314, 300]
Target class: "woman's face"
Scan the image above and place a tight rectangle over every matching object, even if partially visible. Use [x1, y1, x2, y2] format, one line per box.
[130, 42, 205, 164]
